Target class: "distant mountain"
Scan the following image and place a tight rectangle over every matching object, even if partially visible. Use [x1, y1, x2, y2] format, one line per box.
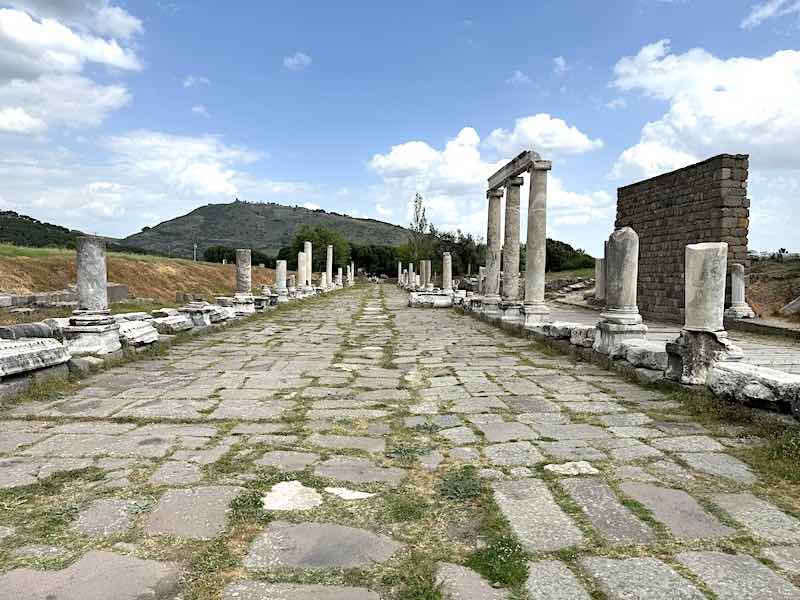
[122, 200, 411, 258]
[0, 211, 83, 248]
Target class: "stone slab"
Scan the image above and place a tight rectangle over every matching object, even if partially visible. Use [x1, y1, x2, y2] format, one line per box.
[764, 546, 800, 575]
[145, 485, 242, 539]
[579, 556, 705, 600]
[222, 581, 380, 600]
[314, 456, 405, 484]
[256, 450, 319, 472]
[712, 492, 800, 544]
[526, 560, 591, 600]
[71, 498, 141, 537]
[677, 452, 757, 483]
[435, 562, 509, 600]
[475, 421, 538, 443]
[484, 441, 545, 466]
[307, 433, 385, 453]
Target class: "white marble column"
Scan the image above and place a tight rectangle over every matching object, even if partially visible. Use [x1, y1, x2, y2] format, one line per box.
[502, 177, 523, 300]
[350, 261, 355, 285]
[594, 258, 606, 302]
[724, 263, 755, 319]
[522, 161, 551, 328]
[426, 260, 434, 291]
[276, 260, 288, 302]
[235, 249, 252, 295]
[443, 252, 453, 292]
[297, 251, 307, 297]
[76, 236, 109, 312]
[304, 241, 312, 287]
[326, 245, 334, 290]
[337, 266, 343, 287]
[408, 262, 415, 290]
[685, 242, 728, 332]
[320, 273, 327, 290]
[484, 189, 503, 312]
[478, 266, 486, 295]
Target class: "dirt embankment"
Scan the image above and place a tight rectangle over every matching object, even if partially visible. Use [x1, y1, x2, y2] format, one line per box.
[0, 253, 277, 303]
[748, 259, 800, 320]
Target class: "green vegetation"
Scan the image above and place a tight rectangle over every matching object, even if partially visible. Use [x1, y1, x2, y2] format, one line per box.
[285, 224, 351, 271]
[203, 245, 275, 267]
[438, 466, 485, 501]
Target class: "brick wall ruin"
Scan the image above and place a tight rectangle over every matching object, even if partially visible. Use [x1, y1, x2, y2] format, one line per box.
[615, 154, 750, 323]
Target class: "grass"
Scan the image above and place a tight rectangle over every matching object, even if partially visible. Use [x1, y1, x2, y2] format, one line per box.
[545, 267, 594, 282]
[438, 466, 484, 501]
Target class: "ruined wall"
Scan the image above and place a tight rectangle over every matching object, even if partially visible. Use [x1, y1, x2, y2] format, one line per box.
[615, 154, 750, 323]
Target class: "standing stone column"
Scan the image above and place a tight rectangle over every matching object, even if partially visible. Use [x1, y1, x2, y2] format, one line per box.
[724, 263, 755, 319]
[297, 251, 307, 297]
[594, 258, 606, 303]
[232, 249, 255, 314]
[593, 228, 647, 354]
[484, 188, 503, 316]
[443, 252, 453, 292]
[667, 242, 743, 384]
[350, 261, 355, 285]
[303, 241, 313, 287]
[326, 245, 334, 290]
[63, 236, 121, 355]
[276, 260, 288, 303]
[478, 266, 486, 294]
[320, 273, 327, 290]
[502, 177, 523, 300]
[337, 266, 343, 287]
[408, 262, 415, 290]
[522, 161, 551, 328]
[425, 260, 434, 291]
[397, 261, 402, 284]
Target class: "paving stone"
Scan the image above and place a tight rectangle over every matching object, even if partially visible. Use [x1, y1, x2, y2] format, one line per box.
[484, 441, 545, 466]
[356, 389, 410, 403]
[491, 479, 583, 552]
[619, 482, 734, 540]
[526, 560, 591, 600]
[544, 461, 599, 475]
[314, 456, 405, 484]
[222, 581, 380, 600]
[210, 398, 292, 420]
[653, 421, 709, 436]
[560, 478, 654, 545]
[516, 411, 570, 425]
[262, 481, 323, 511]
[438, 426, 478, 444]
[435, 562, 509, 599]
[71, 498, 142, 537]
[566, 401, 625, 414]
[677, 551, 800, 599]
[149, 461, 203, 485]
[0, 550, 179, 600]
[475, 421, 538, 443]
[504, 395, 560, 413]
[307, 433, 385, 453]
[608, 426, 664, 439]
[171, 444, 233, 465]
[763, 547, 800, 575]
[243, 521, 403, 569]
[650, 435, 726, 452]
[256, 450, 319, 472]
[607, 440, 665, 462]
[598, 412, 653, 427]
[613, 465, 657, 482]
[579, 556, 705, 599]
[712, 492, 800, 543]
[145, 485, 243, 539]
[677, 452, 757, 483]
[647, 459, 696, 484]
[538, 440, 607, 461]
[419, 449, 444, 470]
[306, 408, 390, 420]
[249, 434, 299, 446]
[531, 424, 610, 440]
[449, 447, 480, 462]
[24, 433, 174, 458]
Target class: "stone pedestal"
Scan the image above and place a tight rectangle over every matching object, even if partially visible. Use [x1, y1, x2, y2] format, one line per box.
[485, 189, 503, 303]
[593, 228, 646, 354]
[500, 301, 523, 324]
[442, 252, 453, 292]
[667, 242, 742, 384]
[724, 262, 755, 319]
[0, 338, 71, 377]
[521, 303, 550, 329]
[179, 302, 215, 327]
[232, 294, 256, 315]
[502, 177, 523, 300]
[152, 315, 192, 334]
[63, 237, 121, 356]
[522, 162, 551, 328]
[276, 260, 289, 303]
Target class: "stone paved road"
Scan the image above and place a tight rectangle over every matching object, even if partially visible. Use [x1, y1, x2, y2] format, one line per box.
[1, 284, 799, 599]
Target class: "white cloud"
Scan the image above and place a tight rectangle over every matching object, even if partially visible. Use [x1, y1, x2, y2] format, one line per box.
[606, 97, 627, 110]
[375, 203, 392, 218]
[610, 39, 800, 179]
[191, 104, 210, 118]
[6, 1, 143, 39]
[553, 56, 568, 77]
[103, 130, 261, 198]
[741, 0, 800, 28]
[485, 113, 603, 156]
[506, 70, 531, 85]
[302, 202, 321, 210]
[283, 51, 312, 71]
[183, 74, 210, 88]
[0, 6, 141, 135]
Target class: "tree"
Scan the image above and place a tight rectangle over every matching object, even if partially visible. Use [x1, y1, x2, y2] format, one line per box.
[290, 225, 350, 272]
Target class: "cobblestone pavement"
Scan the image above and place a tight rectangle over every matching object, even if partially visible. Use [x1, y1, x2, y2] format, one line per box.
[1, 284, 799, 599]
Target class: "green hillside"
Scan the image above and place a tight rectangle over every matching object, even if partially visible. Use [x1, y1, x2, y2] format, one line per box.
[122, 200, 411, 259]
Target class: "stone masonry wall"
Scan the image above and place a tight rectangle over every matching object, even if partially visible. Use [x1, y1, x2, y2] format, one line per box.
[615, 154, 750, 323]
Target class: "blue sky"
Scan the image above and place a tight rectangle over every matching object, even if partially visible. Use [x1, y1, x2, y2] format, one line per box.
[1, 0, 799, 256]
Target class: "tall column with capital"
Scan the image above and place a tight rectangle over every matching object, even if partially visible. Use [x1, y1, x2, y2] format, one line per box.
[502, 177, 523, 300]
[522, 160, 551, 328]
[442, 252, 453, 293]
[484, 188, 503, 316]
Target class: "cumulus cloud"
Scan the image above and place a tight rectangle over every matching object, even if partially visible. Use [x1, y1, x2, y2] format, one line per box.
[553, 56, 568, 77]
[191, 104, 210, 118]
[609, 39, 800, 179]
[183, 75, 210, 88]
[485, 114, 603, 156]
[283, 51, 311, 70]
[0, 5, 141, 135]
[741, 0, 800, 28]
[506, 70, 531, 85]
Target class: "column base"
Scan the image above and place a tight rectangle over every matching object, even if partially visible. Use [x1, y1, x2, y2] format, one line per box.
[63, 323, 121, 356]
[481, 296, 501, 320]
[599, 307, 643, 326]
[500, 301, 523, 324]
[232, 294, 256, 315]
[724, 303, 755, 319]
[522, 302, 550, 329]
[666, 329, 743, 386]
[592, 321, 648, 356]
[179, 303, 214, 327]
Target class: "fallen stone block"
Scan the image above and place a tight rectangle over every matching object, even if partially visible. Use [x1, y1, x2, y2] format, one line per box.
[708, 361, 800, 416]
[780, 295, 800, 316]
[569, 325, 596, 348]
[622, 340, 668, 371]
[0, 338, 71, 378]
[151, 315, 192, 334]
[118, 321, 159, 346]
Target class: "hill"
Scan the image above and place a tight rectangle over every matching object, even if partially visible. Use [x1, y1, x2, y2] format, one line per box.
[122, 200, 411, 258]
[0, 211, 83, 248]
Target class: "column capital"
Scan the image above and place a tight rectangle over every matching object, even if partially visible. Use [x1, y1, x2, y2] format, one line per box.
[505, 176, 524, 187]
[487, 188, 504, 199]
[531, 160, 552, 171]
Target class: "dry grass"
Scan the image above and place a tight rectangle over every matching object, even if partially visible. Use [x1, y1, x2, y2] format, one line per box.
[0, 244, 278, 303]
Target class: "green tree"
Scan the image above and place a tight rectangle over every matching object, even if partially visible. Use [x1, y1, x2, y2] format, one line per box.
[290, 225, 350, 272]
